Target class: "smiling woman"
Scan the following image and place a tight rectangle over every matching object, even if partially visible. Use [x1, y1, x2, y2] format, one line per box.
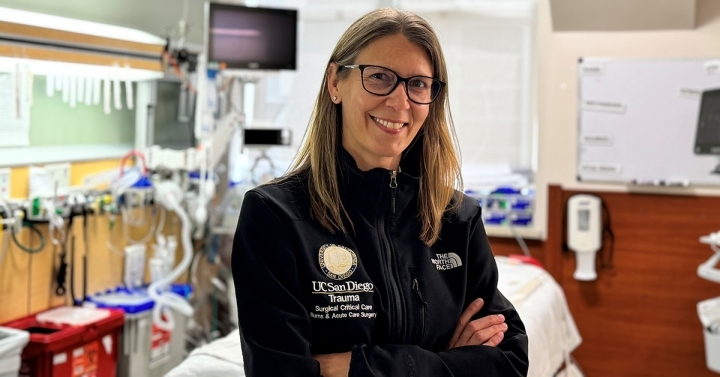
[329, 34, 432, 171]
[232, 7, 528, 377]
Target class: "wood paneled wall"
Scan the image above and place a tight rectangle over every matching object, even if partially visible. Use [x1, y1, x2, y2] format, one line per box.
[489, 185, 720, 377]
[0, 159, 193, 323]
[0, 207, 185, 324]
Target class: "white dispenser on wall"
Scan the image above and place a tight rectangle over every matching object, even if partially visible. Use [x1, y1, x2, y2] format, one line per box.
[567, 194, 602, 281]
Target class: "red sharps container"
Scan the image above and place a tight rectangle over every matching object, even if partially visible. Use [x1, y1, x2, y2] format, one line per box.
[2, 307, 124, 377]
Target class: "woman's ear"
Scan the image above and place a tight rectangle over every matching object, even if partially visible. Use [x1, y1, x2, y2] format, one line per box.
[327, 63, 341, 103]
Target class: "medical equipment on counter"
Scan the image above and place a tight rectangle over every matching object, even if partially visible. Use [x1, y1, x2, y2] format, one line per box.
[466, 187, 535, 227]
[567, 194, 602, 281]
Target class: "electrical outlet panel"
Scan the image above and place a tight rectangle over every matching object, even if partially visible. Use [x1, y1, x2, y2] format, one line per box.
[44, 163, 71, 189]
[0, 168, 10, 200]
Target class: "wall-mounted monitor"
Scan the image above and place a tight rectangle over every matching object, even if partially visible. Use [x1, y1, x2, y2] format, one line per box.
[244, 128, 292, 146]
[695, 88, 720, 155]
[205, 3, 297, 70]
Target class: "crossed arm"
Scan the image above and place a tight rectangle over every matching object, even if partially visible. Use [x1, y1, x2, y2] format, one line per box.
[314, 297, 508, 377]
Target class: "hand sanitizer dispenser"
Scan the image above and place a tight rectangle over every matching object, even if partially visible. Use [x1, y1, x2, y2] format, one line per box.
[567, 194, 602, 281]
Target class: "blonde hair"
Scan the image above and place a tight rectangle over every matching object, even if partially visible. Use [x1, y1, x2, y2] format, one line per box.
[285, 8, 462, 246]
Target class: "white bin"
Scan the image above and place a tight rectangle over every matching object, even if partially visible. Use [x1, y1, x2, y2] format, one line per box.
[88, 285, 191, 377]
[698, 296, 720, 373]
[704, 326, 720, 373]
[0, 327, 29, 377]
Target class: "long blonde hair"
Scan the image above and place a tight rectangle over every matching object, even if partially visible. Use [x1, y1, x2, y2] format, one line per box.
[285, 8, 462, 246]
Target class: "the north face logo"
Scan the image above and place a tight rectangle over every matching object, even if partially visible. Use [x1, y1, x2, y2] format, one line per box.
[431, 253, 462, 270]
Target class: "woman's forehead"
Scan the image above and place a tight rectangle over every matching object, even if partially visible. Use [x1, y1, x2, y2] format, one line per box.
[354, 34, 433, 77]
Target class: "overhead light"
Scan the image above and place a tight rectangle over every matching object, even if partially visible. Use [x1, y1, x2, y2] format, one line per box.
[0, 6, 165, 81]
[0, 6, 165, 46]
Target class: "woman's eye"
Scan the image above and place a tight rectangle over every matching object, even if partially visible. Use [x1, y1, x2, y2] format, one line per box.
[369, 73, 393, 81]
[409, 79, 428, 88]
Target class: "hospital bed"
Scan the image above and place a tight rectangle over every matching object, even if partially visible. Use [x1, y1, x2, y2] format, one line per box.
[166, 256, 582, 377]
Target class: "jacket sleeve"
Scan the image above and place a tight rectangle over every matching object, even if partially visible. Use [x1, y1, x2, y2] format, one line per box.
[348, 209, 529, 377]
[232, 190, 321, 377]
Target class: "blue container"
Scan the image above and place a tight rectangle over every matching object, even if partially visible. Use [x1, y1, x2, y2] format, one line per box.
[484, 212, 506, 225]
[510, 213, 533, 226]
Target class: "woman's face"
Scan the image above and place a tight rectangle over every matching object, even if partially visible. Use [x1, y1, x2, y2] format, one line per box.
[330, 34, 433, 171]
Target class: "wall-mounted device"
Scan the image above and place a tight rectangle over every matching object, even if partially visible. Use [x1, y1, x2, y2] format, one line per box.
[567, 194, 602, 281]
[243, 128, 291, 147]
[205, 3, 298, 70]
[694, 88, 720, 155]
[694, 88, 720, 174]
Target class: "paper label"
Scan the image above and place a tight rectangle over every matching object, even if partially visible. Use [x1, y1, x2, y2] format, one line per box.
[581, 134, 613, 146]
[53, 352, 67, 365]
[72, 341, 98, 377]
[582, 100, 626, 114]
[580, 163, 621, 174]
[580, 64, 605, 76]
[678, 87, 702, 99]
[102, 334, 113, 355]
[149, 323, 172, 368]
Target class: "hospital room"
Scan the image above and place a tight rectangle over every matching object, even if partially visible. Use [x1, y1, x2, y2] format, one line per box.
[0, 0, 718, 376]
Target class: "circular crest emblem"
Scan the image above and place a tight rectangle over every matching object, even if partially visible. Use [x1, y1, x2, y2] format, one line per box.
[318, 244, 357, 280]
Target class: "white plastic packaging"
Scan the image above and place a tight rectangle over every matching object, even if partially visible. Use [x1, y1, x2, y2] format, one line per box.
[0, 326, 29, 377]
[124, 244, 147, 289]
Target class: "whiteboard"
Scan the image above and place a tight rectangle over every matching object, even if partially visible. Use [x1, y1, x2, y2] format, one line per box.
[577, 57, 720, 186]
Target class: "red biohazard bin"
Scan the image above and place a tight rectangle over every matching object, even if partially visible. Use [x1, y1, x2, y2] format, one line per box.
[2, 307, 124, 377]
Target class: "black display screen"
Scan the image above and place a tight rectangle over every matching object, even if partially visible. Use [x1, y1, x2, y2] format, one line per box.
[695, 89, 720, 154]
[244, 129, 287, 145]
[207, 4, 297, 70]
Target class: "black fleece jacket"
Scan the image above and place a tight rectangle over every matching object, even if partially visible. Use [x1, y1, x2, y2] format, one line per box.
[232, 146, 529, 377]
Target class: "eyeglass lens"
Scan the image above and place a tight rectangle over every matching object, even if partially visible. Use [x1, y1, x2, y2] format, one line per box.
[361, 66, 440, 104]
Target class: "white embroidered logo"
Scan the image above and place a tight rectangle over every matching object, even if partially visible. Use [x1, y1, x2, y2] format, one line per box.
[431, 252, 462, 270]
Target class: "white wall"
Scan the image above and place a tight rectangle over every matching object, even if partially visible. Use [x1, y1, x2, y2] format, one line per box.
[535, 0, 720, 198]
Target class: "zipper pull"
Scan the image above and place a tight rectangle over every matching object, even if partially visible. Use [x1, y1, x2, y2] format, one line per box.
[389, 170, 398, 214]
[412, 278, 427, 306]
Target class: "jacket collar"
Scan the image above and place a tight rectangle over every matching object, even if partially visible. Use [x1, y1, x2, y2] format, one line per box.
[337, 137, 421, 218]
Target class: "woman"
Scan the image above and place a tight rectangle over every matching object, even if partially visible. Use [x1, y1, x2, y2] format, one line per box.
[232, 8, 528, 377]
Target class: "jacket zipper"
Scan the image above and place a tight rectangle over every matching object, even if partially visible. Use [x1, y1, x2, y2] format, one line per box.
[389, 170, 397, 214]
[411, 276, 428, 346]
[380, 170, 403, 342]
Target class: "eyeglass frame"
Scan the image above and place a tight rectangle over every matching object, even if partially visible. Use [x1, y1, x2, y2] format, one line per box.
[340, 64, 446, 105]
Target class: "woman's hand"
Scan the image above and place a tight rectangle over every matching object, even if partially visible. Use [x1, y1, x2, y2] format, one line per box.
[447, 298, 508, 349]
[313, 352, 351, 377]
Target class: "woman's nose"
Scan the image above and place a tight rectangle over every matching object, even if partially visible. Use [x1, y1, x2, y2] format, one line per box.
[385, 82, 411, 111]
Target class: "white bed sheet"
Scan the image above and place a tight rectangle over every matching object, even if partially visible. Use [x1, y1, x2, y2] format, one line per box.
[495, 256, 582, 377]
[167, 257, 581, 377]
[165, 330, 244, 377]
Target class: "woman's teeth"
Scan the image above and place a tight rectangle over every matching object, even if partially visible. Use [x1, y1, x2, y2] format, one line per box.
[372, 116, 404, 130]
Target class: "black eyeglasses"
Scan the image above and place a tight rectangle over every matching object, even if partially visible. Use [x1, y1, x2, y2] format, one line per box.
[341, 64, 445, 105]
